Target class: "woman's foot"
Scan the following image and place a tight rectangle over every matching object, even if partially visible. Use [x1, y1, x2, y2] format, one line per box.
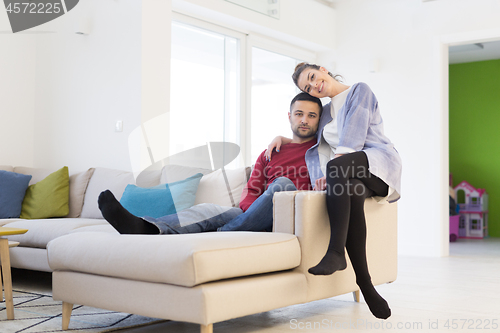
[360, 284, 391, 319]
[308, 249, 347, 275]
[98, 190, 159, 234]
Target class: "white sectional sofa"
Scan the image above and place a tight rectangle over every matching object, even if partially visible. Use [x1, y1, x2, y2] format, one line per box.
[0, 165, 397, 333]
[1, 166, 105, 272]
[0, 165, 249, 272]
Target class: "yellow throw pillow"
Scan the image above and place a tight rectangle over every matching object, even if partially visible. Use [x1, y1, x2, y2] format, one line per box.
[20, 166, 70, 219]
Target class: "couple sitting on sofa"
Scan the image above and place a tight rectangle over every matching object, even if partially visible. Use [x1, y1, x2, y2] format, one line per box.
[99, 92, 320, 236]
[99, 90, 394, 320]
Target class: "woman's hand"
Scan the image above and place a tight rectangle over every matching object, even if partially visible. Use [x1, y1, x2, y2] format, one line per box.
[264, 136, 292, 161]
[314, 176, 327, 191]
[312, 155, 342, 190]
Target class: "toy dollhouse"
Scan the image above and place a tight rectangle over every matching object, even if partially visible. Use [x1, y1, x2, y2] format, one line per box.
[454, 181, 489, 239]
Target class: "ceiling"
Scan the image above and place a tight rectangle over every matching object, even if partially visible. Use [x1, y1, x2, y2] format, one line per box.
[449, 40, 500, 64]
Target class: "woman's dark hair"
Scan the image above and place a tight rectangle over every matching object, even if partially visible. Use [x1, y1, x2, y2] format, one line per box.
[290, 92, 323, 115]
[292, 62, 343, 90]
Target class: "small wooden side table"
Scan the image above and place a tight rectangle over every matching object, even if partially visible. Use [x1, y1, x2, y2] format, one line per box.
[1, 227, 28, 320]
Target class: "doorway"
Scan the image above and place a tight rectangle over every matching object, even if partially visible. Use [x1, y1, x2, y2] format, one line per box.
[443, 34, 500, 254]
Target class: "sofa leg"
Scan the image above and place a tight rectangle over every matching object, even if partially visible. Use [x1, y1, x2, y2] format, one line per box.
[353, 290, 361, 302]
[201, 323, 213, 333]
[62, 302, 73, 330]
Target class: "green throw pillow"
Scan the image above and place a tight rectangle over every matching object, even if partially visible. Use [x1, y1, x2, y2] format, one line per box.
[20, 166, 70, 219]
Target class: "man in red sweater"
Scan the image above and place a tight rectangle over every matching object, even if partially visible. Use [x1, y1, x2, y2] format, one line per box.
[98, 92, 322, 234]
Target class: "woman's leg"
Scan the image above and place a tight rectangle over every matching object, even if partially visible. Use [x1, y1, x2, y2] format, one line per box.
[309, 151, 385, 275]
[345, 179, 391, 319]
[308, 151, 391, 319]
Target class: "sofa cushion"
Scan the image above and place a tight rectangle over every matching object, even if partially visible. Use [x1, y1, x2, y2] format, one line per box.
[0, 165, 14, 172]
[67, 168, 95, 218]
[69, 224, 118, 234]
[3, 218, 108, 249]
[0, 218, 21, 227]
[80, 168, 135, 219]
[20, 166, 70, 219]
[47, 231, 301, 287]
[0, 170, 32, 218]
[120, 173, 203, 218]
[160, 165, 212, 184]
[12, 166, 94, 218]
[14, 166, 54, 185]
[194, 167, 250, 208]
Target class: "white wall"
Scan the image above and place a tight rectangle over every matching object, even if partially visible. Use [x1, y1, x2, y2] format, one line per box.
[0, 4, 36, 166]
[137, 0, 172, 175]
[1, 1, 142, 174]
[330, 0, 500, 256]
[0, 34, 36, 167]
[33, 0, 142, 174]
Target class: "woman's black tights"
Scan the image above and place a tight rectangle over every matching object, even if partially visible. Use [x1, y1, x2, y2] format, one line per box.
[308, 151, 391, 319]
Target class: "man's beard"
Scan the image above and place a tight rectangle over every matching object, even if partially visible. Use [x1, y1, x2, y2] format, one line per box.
[292, 125, 316, 139]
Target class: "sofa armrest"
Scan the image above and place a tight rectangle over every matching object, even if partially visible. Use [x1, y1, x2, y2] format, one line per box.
[272, 191, 300, 234]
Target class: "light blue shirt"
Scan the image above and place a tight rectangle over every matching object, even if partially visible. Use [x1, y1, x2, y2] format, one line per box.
[305, 82, 402, 203]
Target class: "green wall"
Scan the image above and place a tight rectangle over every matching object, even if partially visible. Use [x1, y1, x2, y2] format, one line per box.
[449, 59, 500, 238]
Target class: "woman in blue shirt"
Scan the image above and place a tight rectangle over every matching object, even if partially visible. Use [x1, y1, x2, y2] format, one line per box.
[266, 62, 402, 320]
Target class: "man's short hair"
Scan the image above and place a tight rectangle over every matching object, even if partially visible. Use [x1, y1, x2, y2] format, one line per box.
[290, 92, 323, 114]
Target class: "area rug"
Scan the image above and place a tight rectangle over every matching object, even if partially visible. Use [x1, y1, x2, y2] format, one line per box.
[1, 289, 167, 333]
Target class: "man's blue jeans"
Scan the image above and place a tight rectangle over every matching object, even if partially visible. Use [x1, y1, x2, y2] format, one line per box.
[143, 177, 297, 234]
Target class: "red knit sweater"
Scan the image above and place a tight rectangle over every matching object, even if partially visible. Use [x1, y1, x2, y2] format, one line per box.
[239, 140, 316, 211]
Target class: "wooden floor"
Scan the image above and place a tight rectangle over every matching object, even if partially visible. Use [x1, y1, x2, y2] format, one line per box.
[11, 238, 500, 333]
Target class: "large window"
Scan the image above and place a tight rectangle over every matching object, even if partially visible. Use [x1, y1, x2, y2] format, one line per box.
[250, 47, 302, 162]
[170, 15, 313, 167]
[170, 20, 240, 160]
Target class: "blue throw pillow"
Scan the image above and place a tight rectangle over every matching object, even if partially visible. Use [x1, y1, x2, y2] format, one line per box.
[120, 173, 203, 218]
[0, 170, 33, 218]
